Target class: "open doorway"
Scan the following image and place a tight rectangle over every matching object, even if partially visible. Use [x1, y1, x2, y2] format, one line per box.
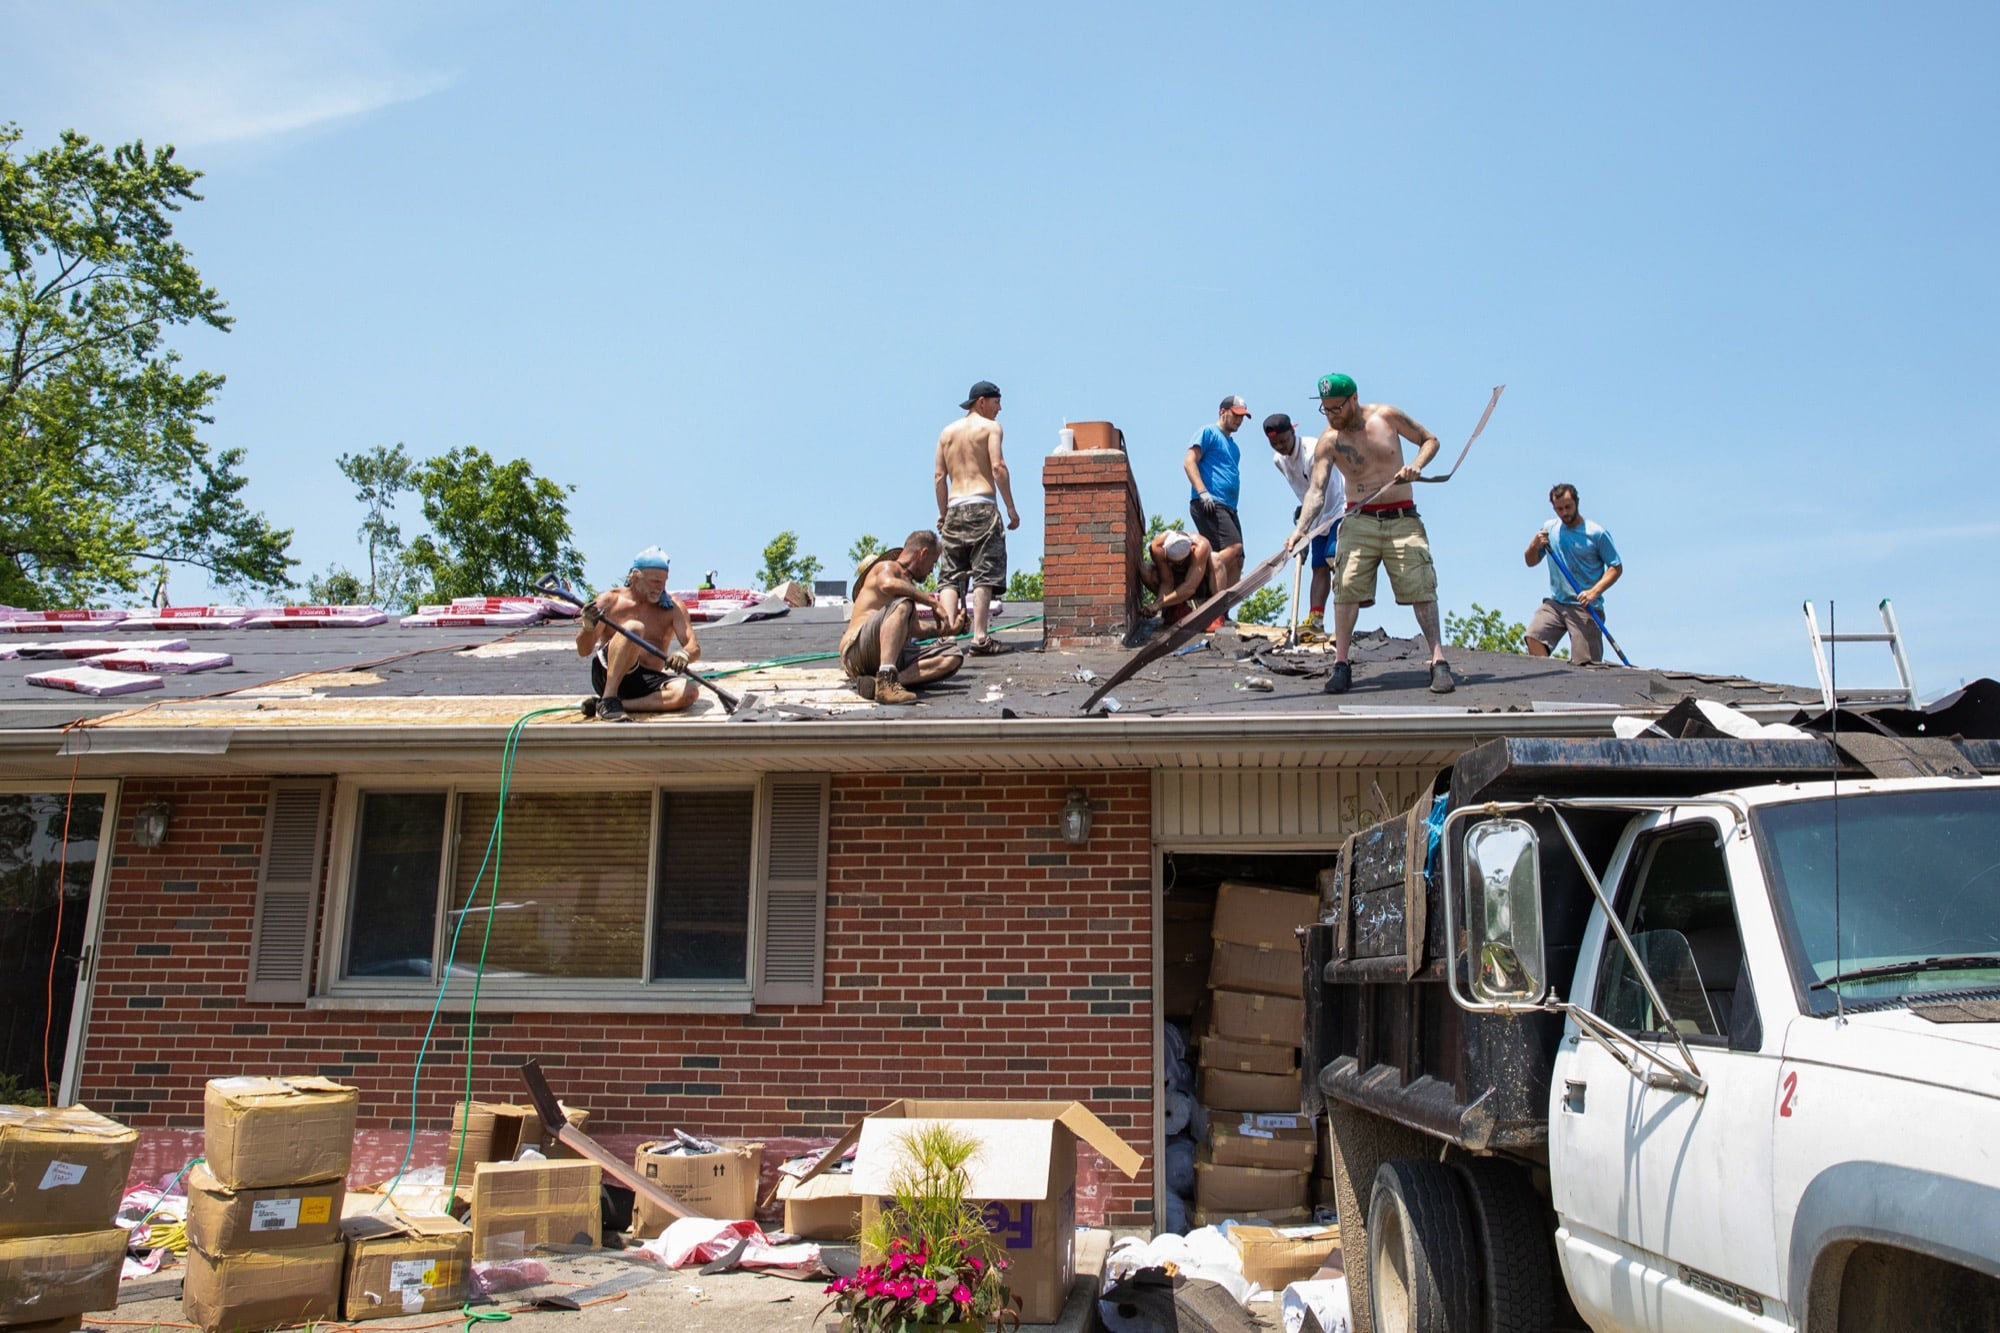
[0, 788, 113, 1106]
[1159, 848, 1332, 1234]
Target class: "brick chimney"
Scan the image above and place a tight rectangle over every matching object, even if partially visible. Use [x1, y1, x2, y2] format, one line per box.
[1041, 437, 1145, 647]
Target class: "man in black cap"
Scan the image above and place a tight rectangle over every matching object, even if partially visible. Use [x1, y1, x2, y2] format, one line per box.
[934, 379, 1021, 655]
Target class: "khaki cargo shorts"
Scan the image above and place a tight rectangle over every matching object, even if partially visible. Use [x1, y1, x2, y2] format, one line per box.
[1332, 512, 1438, 607]
[1527, 598, 1604, 664]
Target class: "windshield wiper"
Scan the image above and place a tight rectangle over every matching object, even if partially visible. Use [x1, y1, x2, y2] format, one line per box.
[1811, 954, 2000, 991]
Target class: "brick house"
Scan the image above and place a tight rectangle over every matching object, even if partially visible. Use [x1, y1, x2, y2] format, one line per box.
[0, 443, 1817, 1228]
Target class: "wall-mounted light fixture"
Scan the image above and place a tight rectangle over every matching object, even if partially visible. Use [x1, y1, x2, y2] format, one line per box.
[1060, 789, 1093, 845]
[131, 800, 173, 849]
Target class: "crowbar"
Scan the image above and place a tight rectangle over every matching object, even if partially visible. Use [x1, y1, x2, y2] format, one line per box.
[535, 574, 743, 714]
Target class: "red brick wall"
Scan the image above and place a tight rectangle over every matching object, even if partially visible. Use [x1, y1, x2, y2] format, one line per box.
[82, 771, 1157, 1228]
[1042, 448, 1145, 646]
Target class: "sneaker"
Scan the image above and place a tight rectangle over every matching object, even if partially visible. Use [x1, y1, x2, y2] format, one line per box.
[579, 697, 599, 719]
[1429, 661, 1456, 694]
[1297, 623, 1328, 646]
[874, 674, 918, 705]
[596, 695, 630, 722]
[1324, 660, 1353, 694]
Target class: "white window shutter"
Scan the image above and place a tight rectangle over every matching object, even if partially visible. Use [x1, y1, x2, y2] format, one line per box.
[754, 775, 828, 1005]
[247, 780, 330, 1003]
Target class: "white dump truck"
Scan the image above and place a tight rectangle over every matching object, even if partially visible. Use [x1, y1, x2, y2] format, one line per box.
[1302, 733, 2000, 1332]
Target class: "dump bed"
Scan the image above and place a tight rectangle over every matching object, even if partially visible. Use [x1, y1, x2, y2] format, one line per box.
[1301, 733, 2000, 1151]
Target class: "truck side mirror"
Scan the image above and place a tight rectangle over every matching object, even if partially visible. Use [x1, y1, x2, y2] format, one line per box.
[1463, 819, 1548, 1005]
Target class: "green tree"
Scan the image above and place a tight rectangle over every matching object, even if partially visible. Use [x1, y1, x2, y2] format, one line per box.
[1444, 602, 1547, 654]
[338, 442, 415, 607]
[0, 125, 293, 606]
[402, 447, 583, 602]
[304, 566, 366, 604]
[757, 530, 822, 589]
[1006, 561, 1043, 601]
[1143, 513, 1186, 544]
[846, 534, 883, 568]
[1238, 585, 1287, 626]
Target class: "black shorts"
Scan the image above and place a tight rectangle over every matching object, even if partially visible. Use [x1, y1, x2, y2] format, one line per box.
[591, 655, 673, 700]
[1192, 500, 1243, 552]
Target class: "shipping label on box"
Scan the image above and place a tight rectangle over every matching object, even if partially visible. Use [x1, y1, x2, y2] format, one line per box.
[469, 1159, 600, 1260]
[0, 1227, 125, 1323]
[341, 1201, 471, 1320]
[186, 1163, 344, 1254]
[1211, 882, 1319, 949]
[810, 1099, 1142, 1328]
[1207, 989, 1305, 1046]
[203, 1075, 358, 1190]
[182, 1240, 344, 1333]
[1199, 1066, 1303, 1115]
[633, 1141, 763, 1237]
[1198, 1036, 1299, 1077]
[1206, 939, 1305, 997]
[0, 1105, 138, 1240]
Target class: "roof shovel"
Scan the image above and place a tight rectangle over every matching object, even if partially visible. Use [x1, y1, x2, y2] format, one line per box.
[1541, 543, 1632, 667]
[534, 574, 743, 714]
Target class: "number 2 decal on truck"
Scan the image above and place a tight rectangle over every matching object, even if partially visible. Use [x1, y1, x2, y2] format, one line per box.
[1779, 1070, 1798, 1118]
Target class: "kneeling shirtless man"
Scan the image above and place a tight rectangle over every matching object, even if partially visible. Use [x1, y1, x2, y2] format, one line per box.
[576, 546, 700, 721]
[1288, 373, 1454, 695]
[841, 529, 966, 705]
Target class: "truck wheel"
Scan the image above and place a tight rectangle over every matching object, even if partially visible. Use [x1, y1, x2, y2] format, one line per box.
[1453, 1158, 1556, 1333]
[1368, 1159, 1481, 1333]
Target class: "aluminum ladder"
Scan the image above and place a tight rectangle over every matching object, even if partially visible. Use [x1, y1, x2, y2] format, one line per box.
[1802, 598, 1920, 711]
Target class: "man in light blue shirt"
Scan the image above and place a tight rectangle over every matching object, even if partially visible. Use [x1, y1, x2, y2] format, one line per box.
[1524, 483, 1623, 664]
[1184, 394, 1250, 591]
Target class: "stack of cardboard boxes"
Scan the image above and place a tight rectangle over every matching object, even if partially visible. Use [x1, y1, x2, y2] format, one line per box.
[183, 1076, 357, 1332]
[633, 1137, 763, 1237]
[1193, 882, 1319, 1227]
[0, 1104, 137, 1332]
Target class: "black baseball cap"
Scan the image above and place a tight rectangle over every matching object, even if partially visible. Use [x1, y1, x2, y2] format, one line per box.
[1263, 413, 1294, 435]
[961, 380, 1001, 408]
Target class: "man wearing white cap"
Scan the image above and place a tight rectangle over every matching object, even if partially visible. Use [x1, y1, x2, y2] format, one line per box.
[1139, 527, 1216, 629]
[574, 546, 700, 721]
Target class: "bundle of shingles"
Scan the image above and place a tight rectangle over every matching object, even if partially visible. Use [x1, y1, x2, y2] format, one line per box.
[16, 637, 233, 696]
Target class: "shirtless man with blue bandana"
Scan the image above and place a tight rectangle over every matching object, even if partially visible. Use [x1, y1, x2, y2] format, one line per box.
[575, 546, 700, 721]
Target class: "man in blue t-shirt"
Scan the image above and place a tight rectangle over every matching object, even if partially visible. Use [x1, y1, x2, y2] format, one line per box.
[1184, 394, 1250, 592]
[1523, 483, 1623, 664]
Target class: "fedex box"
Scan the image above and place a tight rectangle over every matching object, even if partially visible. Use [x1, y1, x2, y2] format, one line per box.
[810, 1100, 1142, 1326]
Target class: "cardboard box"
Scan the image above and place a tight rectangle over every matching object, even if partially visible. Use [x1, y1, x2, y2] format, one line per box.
[1198, 1036, 1298, 1077]
[186, 1163, 343, 1254]
[203, 1076, 358, 1189]
[1193, 1156, 1310, 1216]
[1207, 939, 1305, 997]
[1190, 1204, 1311, 1228]
[776, 1172, 861, 1240]
[469, 1159, 600, 1260]
[1211, 882, 1318, 949]
[448, 1101, 539, 1165]
[0, 1228, 125, 1324]
[1229, 1223, 1342, 1290]
[1208, 1113, 1316, 1171]
[802, 1099, 1143, 1326]
[182, 1241, 344, 1333]
[633, 1141, 763, 1236]
[1199, 1066, 1302, 1114]
[0, 1105, 139, 1240]
[7, 1316, 83, 1333]
[1207, 989, 1305, 1046]
[340, 1198, 472, 1320]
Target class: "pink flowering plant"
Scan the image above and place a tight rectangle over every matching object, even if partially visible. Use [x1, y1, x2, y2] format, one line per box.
[820, 1124, 1018, 1332]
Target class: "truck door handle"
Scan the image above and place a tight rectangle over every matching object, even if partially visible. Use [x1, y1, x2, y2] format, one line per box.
[1562, 1080, 1586, 1113]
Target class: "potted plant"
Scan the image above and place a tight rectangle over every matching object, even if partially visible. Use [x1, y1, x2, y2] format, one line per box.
[820, 1123, 1019, 1333]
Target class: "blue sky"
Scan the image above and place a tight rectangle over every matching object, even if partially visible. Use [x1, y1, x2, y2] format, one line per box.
[11, 2, 1998, 698]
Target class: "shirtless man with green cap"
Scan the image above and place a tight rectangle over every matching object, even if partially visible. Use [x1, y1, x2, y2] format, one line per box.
[1288, 373, 1455, 695]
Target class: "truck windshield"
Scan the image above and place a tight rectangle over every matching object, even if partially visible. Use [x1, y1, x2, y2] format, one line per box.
[1756, 787, 2000, 1008]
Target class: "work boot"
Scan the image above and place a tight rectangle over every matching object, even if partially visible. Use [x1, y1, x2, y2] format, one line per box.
[873, 672, 918, 705]
[1298, 614, 1327, 646]
[596, 695, 630, 722]
[1430, 661, 1456, 694]
[1324, 660, 1353, 694]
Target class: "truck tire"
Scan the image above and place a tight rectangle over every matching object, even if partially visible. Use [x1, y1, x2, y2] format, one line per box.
[1326, 1106, 1438, 1333]
[1368, 1159, 1481, 1333]
[1453, 1158, 1556, 1333]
